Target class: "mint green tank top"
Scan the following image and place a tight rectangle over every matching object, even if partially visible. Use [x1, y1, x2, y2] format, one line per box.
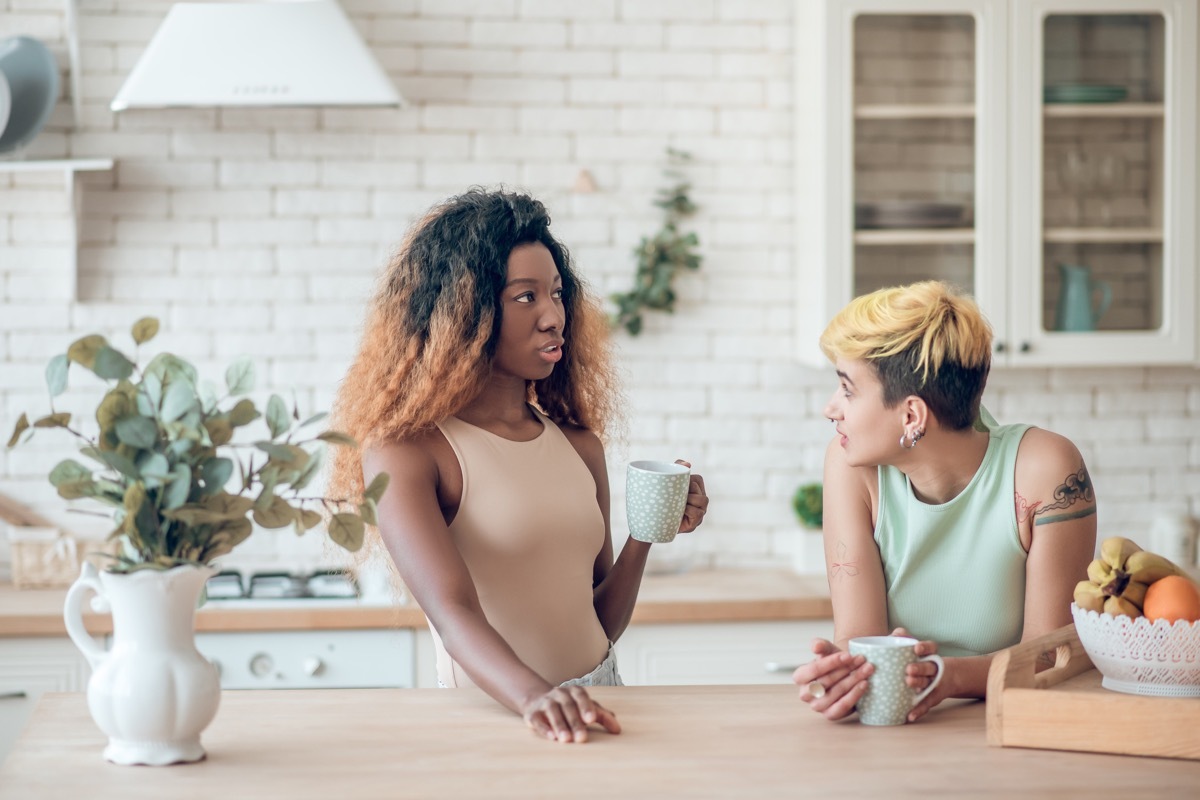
[874, 416, 1031, 657]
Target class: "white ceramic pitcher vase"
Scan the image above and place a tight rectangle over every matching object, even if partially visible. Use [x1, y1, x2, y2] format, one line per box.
[63, 561, 220, 765]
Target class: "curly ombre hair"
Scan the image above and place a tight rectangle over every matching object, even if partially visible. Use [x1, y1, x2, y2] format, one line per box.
[819, 281, 992, 430]
[328, 188, 621, 502]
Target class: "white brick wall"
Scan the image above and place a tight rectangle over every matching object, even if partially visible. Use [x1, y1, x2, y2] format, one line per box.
[1, 1, 1197, 578]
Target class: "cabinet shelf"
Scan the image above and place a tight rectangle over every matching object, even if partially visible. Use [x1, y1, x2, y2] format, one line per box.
[0, 158, 115, 300]
[1043, 103, 1164, 119]
[1042, 227, 1163, 244]
[854, 228, 975, 246]
[855, 103, 975, 120]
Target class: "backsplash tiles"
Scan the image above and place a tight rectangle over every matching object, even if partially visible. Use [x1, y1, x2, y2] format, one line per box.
[1, 0, 1197, 577]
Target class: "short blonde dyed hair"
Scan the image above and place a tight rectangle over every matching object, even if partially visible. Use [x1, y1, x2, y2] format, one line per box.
[819, 281, 992, 430]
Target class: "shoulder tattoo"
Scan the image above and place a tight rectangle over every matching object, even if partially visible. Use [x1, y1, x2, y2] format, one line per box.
[1030, 466, 1096, 527]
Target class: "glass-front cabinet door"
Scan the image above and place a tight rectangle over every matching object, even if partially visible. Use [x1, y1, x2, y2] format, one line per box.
[1011, 0, 1195, 364]
[795, 0, 1197, 367]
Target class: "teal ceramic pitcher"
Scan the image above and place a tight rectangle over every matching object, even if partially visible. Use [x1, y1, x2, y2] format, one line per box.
[1054, 264, 1112, 332]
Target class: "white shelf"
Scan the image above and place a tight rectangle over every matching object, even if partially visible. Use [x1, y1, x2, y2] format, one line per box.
[1043, 227, 1163, 244]
[1, 158, 115, 299]
[855, 103, 975, 120]
[854, 228, 975, 246]
[1043, 102, 1164, 119]
[0, 158, 113, 173]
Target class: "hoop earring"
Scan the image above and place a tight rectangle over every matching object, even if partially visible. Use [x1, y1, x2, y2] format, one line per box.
[900, 428, 924, 449]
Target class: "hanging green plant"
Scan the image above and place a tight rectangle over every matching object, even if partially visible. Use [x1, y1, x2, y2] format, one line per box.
[792, 482, 823, 530]
[610, 147, 702, 336]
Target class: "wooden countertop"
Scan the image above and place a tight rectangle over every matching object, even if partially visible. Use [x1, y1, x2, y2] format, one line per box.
[3, 686, 1197, 798]
[0, 569, 832, 637]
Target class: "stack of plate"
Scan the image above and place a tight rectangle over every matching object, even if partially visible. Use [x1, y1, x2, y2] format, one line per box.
[0, 36, 59, 157]
[1044, 83, 1128, 104]
[855, 201, 969, 229]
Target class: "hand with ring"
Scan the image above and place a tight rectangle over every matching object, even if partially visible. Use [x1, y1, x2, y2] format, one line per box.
[791, 637, 873, 721]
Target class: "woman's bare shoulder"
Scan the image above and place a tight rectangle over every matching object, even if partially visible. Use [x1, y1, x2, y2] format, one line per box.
[363, 427, 451, 481]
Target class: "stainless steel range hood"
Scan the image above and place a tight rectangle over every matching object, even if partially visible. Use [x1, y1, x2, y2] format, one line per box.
[110, 0, 403, 111]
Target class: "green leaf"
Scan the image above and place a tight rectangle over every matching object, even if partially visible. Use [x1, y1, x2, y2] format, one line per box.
[137, 451, 170, 489]
[49, 459, 92, 487]
[97, 449, 140, 480]
[296, 412, 327, 430]
[115, 416, 158, 450]
[198, 380, 220, 414]
[316, 430, 357, 448]
[66, 334, 107, 370]
[160, 379, 196, 423]
[297, 508, 323, 531]
[163, 464, 191, 510]
[45, 354, 69, 397]
[215, 517, 253, 548]
[144, 352, 197, 388]
[33, 412, 71, 429]
[291, 445, 324, 491]
[57, 479, 96, 500]
[6, 413, 29, 448]
[255, 441, 305, 463]
[168, 438, 194, 459]
[138, 371, 163, 417]
[202, 492, 255, 518]
[328, 513, 366, 552]
[228, 398, 260, 427]
[253, 496, 295, 529]
[265, 394, 289, 439]
[225, 356, 255, 396]
[131, 317, 159, 345]
[363, 471, 391, 504]
[200, 458, 234, 495]
[204, 417, 234, 447]
[93, 346, 135, 381]
[359, 497, 378, 526]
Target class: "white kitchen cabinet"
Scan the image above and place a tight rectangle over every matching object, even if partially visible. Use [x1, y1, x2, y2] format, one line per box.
[614, 621, 834, 686]
[0, 637, 91, 765]
[795, 0, 1197, 366]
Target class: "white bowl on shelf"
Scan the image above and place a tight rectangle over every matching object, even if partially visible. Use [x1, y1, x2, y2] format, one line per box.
[1071, 603, 1200, 698]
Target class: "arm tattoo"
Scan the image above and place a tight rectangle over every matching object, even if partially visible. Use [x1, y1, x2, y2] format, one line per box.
[1015, 491, 1042, 524]
[1032, 467, 1095, 527]
[829, 540, 859, 580]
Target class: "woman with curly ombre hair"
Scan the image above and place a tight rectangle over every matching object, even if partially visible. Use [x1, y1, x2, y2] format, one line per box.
[792, 281, 1095, 725]
[330, 188, 708, 744]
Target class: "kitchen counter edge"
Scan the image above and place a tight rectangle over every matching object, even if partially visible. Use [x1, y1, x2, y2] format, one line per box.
[0, 568, 832, 636]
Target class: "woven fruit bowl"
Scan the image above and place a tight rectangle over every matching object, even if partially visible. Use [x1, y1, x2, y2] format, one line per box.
[1071, 603, 1200, 697]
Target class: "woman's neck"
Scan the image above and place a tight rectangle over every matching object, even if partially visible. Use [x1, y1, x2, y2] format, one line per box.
[901, 426, 990, 505]
[456, 376, 536, 431]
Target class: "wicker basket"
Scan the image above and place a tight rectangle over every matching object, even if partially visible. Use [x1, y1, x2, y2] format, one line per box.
[1071, 602, 1200, 698]
[7, 525, 81, 589]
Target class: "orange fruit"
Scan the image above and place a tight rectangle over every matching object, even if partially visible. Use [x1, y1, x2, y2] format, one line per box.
[1142, 575, 1200, 623]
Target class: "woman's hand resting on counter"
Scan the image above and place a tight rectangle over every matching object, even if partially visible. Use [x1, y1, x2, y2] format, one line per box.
[522, 685, 621, 743]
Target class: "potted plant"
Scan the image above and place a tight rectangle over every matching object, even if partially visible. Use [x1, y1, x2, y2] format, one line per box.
[791, 482, 824, 574]
[6, 318, 387, 766]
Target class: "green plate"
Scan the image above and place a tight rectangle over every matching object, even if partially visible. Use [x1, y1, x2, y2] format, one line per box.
[1044, 84, 1128, 104]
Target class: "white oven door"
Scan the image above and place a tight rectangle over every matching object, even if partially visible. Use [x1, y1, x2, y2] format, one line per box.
[196, 630, 415, 689]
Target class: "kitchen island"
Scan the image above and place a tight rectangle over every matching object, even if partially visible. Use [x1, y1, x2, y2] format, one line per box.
[2, 685, 1196, 798]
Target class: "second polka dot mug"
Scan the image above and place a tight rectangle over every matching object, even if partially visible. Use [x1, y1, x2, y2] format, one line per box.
[848, 636, 945, 726]
[625, 460, 690, 544]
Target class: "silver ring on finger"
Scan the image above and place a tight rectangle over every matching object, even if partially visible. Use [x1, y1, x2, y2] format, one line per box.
[807, 680, 826, 699]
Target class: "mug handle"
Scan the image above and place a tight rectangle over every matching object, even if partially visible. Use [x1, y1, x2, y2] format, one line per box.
[911, 653, 945, 708]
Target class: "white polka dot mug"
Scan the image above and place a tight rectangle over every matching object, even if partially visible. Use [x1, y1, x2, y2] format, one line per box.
[625, 460, 690, 544]
[847, 635, 945, 726]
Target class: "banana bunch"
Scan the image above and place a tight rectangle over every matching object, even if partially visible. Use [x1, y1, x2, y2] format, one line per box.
[1073, 536, 1184, 618]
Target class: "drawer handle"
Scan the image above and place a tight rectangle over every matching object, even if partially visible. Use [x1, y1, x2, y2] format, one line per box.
[0, 690, 28, 700]
[763, 662, 800, 674]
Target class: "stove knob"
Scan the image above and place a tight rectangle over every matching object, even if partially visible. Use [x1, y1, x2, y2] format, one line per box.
[249, 653, 274, 678]
[303, 656, 324, 677]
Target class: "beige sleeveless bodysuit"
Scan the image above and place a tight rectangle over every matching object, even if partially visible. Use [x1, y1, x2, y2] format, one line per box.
[430, 407, 611, 687]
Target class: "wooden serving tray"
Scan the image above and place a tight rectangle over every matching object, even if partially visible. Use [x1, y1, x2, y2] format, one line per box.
[987, 623, 1200, 760]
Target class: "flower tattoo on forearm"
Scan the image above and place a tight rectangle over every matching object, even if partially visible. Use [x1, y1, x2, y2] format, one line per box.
[1031, 466, 1096, 526]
